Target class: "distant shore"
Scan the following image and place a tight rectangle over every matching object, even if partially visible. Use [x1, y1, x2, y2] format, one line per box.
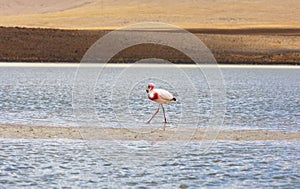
[0, 26, 299, 64]
[0, 124, 299, 141]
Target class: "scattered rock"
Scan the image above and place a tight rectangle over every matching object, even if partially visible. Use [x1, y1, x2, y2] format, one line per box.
[179, 183, 188, 188]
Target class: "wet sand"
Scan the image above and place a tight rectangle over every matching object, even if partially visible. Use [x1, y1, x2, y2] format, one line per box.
[0, 124, 299, 141]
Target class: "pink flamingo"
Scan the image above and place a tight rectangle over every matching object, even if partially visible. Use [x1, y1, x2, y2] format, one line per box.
[145, 83, 176, 129]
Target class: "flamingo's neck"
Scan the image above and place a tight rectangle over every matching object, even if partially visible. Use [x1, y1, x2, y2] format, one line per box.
[148, 91, 158, 100]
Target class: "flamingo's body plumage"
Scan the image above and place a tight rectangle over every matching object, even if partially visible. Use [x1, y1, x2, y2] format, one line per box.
[148, 88, 175, 104]
[146, 83, 176, 129]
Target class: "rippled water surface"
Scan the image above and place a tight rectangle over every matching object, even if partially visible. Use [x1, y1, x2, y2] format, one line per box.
[0, 64, 299, 188]
[0, 64, 299, 131]
[0, 139, 299, 188]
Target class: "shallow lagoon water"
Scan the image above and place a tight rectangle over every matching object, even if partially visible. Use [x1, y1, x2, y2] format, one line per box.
[0, 63, 299, 131]
[0, 139, 299, 188]
[0, 63, 299, 188]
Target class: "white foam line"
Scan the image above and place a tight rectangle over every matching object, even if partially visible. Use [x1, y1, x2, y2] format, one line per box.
[0, 63, 299, 69]
[0, 63, 79, 67]
[218, 64, 300, 69]
[78, 63, 300, 69]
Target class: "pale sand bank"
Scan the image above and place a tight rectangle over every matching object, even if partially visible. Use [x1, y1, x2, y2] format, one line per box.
[0, 63, 299, 69]
[0, 124, 299, 141]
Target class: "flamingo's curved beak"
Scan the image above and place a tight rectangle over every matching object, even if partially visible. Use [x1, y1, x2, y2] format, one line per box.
[146, 86, 150, 93]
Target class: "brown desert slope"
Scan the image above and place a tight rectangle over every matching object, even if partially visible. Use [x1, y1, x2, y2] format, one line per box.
[0, 27, 299, 64]
[0, 0, 300, 29]
[0, 0, 299, 63]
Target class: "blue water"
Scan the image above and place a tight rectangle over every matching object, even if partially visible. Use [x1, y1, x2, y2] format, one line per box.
[0, 64, 299, 131]
[0, 139, 299, 188]
[0, 64, 299, 188]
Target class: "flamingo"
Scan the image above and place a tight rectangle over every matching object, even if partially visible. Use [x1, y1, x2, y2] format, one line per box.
[145, 83, 176, 129]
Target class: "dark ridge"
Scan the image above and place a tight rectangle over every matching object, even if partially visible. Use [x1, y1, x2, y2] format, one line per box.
[0, 26, 299, 64]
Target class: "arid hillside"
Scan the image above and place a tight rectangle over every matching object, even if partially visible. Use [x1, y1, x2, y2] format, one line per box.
[1, 27, 299, 64]
[0, 0, 299, 29]
[1, 1, 299, 63]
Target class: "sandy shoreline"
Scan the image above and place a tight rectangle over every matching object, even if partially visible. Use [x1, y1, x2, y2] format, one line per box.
[0, 124, 299, 141]
[0, 63, 299, 69]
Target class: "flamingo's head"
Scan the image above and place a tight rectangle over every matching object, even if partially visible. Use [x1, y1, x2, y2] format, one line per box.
[146, 83, 155, 93]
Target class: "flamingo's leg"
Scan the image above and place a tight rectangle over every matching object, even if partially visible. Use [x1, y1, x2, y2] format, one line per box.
[161, 104, 167, 124]
[146, 104, 160, 124]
